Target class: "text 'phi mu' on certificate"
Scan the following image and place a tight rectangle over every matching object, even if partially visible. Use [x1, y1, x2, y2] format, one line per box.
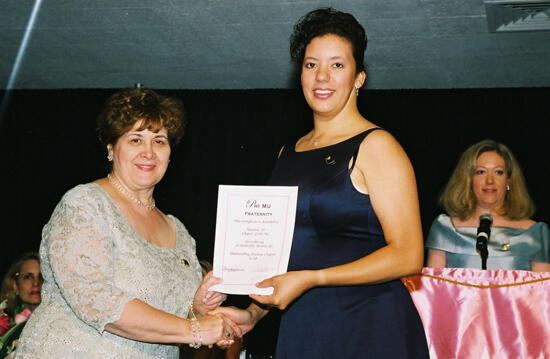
[210, 185, 298, 295]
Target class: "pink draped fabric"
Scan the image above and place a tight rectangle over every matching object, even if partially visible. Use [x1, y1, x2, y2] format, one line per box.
[403, 268, 550, 359]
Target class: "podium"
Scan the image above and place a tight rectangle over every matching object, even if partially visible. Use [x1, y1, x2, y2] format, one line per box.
[403, 267, 550, 358]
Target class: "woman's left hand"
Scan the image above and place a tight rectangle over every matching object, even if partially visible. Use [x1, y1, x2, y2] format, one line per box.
[193, 271, 227, 316]
[249, 270, 317, 310]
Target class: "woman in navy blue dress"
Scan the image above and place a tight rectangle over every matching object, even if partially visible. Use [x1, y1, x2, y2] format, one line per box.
[215, 8, 429, 358]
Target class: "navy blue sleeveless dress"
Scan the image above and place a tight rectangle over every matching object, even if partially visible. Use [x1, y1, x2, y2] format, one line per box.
[267, 128, 429, 358]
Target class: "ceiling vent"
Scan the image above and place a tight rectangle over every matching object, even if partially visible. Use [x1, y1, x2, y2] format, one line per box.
[484, 0, 550, 32]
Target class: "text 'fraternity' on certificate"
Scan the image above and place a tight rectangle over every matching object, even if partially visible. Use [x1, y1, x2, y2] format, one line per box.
[209, 185, 298, 295]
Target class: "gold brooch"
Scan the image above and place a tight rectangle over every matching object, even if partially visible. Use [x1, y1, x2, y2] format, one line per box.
[325, 155, 336, 165]
[501, 243, 510, 251]
[181, 258, 189, 267]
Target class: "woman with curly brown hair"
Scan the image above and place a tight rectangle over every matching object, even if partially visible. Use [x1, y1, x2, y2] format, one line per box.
[15, 87, 239, 358]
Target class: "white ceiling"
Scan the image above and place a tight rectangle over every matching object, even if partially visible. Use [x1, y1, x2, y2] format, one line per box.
[2, 0, 550, 90]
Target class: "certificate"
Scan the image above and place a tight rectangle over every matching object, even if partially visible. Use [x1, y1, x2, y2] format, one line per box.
[209, 185, 298, 295]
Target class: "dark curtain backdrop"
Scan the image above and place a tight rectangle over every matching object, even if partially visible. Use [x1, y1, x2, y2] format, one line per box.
[1, 87, 549, 278]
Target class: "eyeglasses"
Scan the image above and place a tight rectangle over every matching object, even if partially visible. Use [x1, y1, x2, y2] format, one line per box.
[14, 272, 44, 283]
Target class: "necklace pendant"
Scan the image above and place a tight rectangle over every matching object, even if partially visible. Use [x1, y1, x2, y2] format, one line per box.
[501, 243, 511, 251]
[181, 258, 189, 267]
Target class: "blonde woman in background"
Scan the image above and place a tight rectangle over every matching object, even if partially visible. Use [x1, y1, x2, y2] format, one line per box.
[426, 139, 550, 271]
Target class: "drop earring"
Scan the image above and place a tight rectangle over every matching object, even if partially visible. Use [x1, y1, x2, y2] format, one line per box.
[107, 152, 113, 162]
[506, 184, 510, 191]
[355, 87, 359, 97]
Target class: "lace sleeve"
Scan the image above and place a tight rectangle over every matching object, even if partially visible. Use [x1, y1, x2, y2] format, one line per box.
[43, 186, 134, 333]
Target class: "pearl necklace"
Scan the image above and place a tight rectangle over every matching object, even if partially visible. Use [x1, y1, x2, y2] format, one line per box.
[107, 173, 156, 211]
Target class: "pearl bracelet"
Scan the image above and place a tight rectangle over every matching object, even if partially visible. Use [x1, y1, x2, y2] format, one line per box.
[188, 303, 202, 349]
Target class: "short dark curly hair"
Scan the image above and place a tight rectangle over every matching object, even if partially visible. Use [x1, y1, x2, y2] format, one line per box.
[290, 7, 368, 73]
[97, 87, 186, 150]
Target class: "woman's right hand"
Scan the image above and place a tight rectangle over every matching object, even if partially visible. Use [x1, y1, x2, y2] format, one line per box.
[209, 306, 259, 336]
[249, 270, 316, 310]
[196, 313, 241, 348]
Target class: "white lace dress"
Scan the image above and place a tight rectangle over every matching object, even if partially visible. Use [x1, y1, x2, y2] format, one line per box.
[15, 183, 203, 358]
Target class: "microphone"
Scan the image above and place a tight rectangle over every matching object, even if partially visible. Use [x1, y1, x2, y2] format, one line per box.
[476, 214, 493, 269]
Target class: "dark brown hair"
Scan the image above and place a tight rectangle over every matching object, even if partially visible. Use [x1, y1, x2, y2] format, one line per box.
[97, 87, 186, 151]
[290, 7, 368, 73]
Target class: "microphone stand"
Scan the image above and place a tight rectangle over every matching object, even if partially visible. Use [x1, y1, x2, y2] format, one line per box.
[478, 243, 488, 270]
